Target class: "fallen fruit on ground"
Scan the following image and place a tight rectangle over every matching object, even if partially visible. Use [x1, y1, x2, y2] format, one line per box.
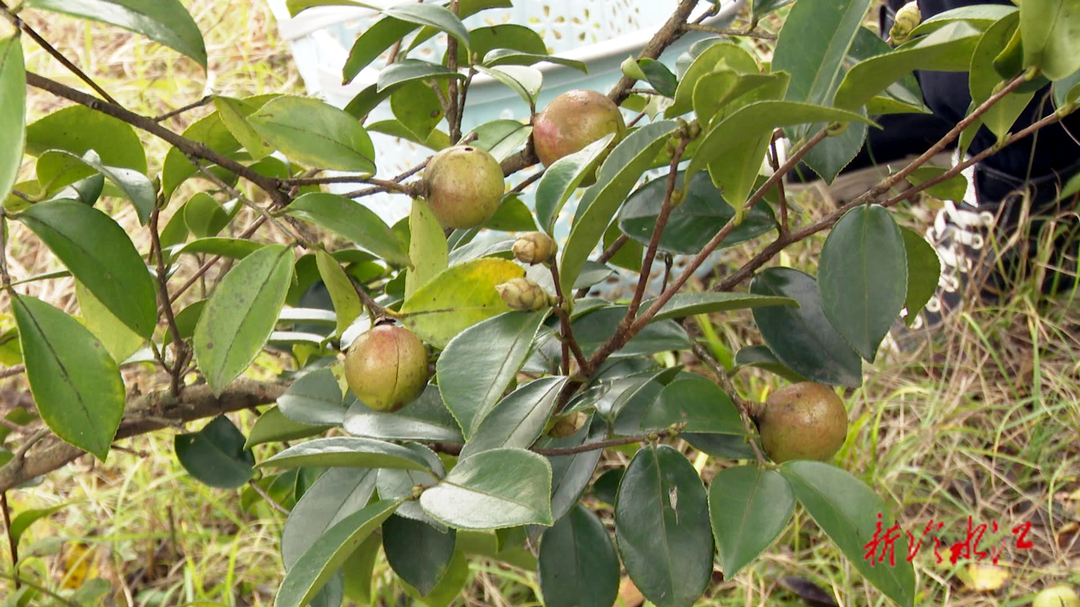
[344, 323, 429, 412]
[755, 381, 848, 463]
[1033, 585, 1080, 607]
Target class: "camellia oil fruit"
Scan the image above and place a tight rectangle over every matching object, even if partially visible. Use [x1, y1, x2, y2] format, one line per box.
[422, 145, 504, 229]
[344, 324, 428, 412]
[756, 382, 848, 463]
[532, 89, 626, 182]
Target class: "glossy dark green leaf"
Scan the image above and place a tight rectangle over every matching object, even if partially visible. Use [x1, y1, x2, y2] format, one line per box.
[275, 499, 402, 607]
[277, 368, 347, 426]
[910, 3, 1016, 36]
[391, 81, 444, 142]
[0, 35, 25, 206]
[1020, 0, 1080, 80]
[645, 291, 797, 321]
[539, 417, 605, 522]
[373, 443, 445, 527]
[245, 406, 329, 448]
[437, 310, 548, 438]
[732, 345, 809, 383]
[19, 200, 156, 338]
[538, 505, 619, 607]
[383, 515, 457, 595]
[258, 437, 435, 472]
[74, 280, 144, 364]
[24, 0, 207, 67]
[899, 227, 941, 326]
[683, 432, 757, 460]
[420, 448, 554, 529]
[619, 170, 776, 255]
[591, 467, 623, 507]
[559, 120, 679, 295]
[26, 105, 146, 173]
[615, 444, 712, 607]
[341, 533, 381, 604]
[13, 295, 124, 461]
[162, 300, 205, 348]
[534, 134, 616, 234]
[667, 41, 759, 118]
[461, 376, 567, 459]
[484, 195, 536, 232]
[709, 466, 794, 578]
[773, 0, 871, 109]
[459, 24, 545, 64]
[281, 467, 377, 568]
[640, 374, 745, 435]
[750, 268, 862, 387]
[572, 306, 690, 359]
[398, 258, 524, 349]
[377, 59, 465, 93]
[287, 193, 409, 267]
[345, 385, 463, 443]
[193, 245, 295, 395]
[780, 461, 915, 607]
[834, 23, 983, 111]
[818, 205, 907, 362]
[249, 96, 375, 172]
[383, 3, 469, 49]
[174, 416, 255, 489]
[342, 17, 417, 84]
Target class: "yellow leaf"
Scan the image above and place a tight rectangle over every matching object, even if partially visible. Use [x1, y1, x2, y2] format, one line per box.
[964, 563, 1008, 592]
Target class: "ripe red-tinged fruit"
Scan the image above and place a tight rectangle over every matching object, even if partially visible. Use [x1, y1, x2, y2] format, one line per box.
[422, 145, 504, 229]
[532, 89, 626, 179]
[755, 382, 848, 464]
[344, 324, 428, 412]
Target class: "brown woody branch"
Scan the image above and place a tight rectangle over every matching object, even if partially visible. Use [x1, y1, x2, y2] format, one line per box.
[0, 380, 286, 493]
[608, 0, 700, 106]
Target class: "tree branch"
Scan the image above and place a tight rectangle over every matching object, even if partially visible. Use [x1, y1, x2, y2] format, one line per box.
[608, 0, 700, 107]
[0, 380, 286, 493]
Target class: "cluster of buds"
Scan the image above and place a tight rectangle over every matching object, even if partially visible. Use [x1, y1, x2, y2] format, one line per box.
[496, 277, 553, 311]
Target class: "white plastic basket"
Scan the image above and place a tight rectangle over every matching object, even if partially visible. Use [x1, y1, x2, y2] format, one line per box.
[268, 0, 745, 228]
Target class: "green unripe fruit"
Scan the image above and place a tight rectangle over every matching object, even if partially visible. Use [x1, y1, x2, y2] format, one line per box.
[344, 324, 428, 412]
[495, 277, 552, 311]
[756, 382, 848, 463]
[422, 145, 505, 229]
[1034, 586, 1080, 607]
[512, 231, 557, 265]
[532, 89, 626, 184]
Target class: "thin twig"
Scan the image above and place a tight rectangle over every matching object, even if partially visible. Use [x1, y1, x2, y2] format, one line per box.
[339, 160, 429, 199]
[445, 0, 462, 143]
[510, 169, 544, 194]
[768, 130, 789, 235]
[154, 95, 214, 122]
[549, 264, 590, 374]
[282, 175, 416, 195]
[149, 206, 187, 397]
[167, 217, 266, 305]
[0, 365, 23, 380]
[428, 427, 682, 457]
[248, 480, 291, 515]
[189, 158, 307, 246]
[608, 0, 700, 106]
[689, 340, 767, 465]
[1, 492, 17, 589]
[683, 22, 777, 40]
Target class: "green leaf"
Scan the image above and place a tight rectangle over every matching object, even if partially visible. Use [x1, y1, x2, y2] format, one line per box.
[383, 516, 457, 596]
[461, 24, 545, 63]
[484, 195, 536, 232]
[275, 499, 402, 607]
[342, 17, 417, 84]
[75, 280, 144, 364]
[214, 96, 274, 159]
[751, 268, 862, 387]
[26, 105, 145, 173]
[834, 22, 983, 111]
[249, 96, 375, 172]
[905, 166, 968, 202]
[0, 35, 25, 206]
[35, 150, 155, 224]
[375, 443, 446, 527]
[732, 345, 809, 383]
[899, 227, 941, 326]
[818, 205, 907, 363]
[572, 306, 690, 358]
[1020, 0, 1080, 80]
[482, 49, 587, 73]
[910, 4, 1017, 37]
[540, 419, 605, 521]
[709, 466, 794, 578]
[9, 503, 69, 548]
[342, 533, 381, 604]
[460, 376, 568, 459]
[398, 258, 524, 348]
[174, 415, 255, 489]
[391, 81, 445, 142]
[473, 65, 542, 108]
[467, 119, 532, 162]
[25, 0, 205, 66]
[277, 368, 347, 427]
[383, 3, 469, 49]
[619, 170, 777, 255]
[752, 0, 794, 19]
[258, 437, 435, 472]
[970, 14, 1035, 142]
[183, 192, 235, 238]
[406, 198, 449, 300]
[287, 193, 409, 267]
[615, 444, 712, 607]
[437, 310, 548, 438]
[538, 505, 619, 607]
[780, 461, 915, 607]
[645, 291, 797, 321]
[640, 374, 745, 435]
[281, 467, 377, 568]
[420, 448, 554, 529]
[169, 238, 264, 262]
[667, 41, 759, 118]
[559, 120, 679, 295]
[245, 406, 328, 449]
[193, 244, 295, 395]
[1052, 67, 1080, 109]
[534, 134, 616, 235]
[315, 251, 362, 337]
[377, 59, 465, 92]
[19, 200, 157, 338]
[345, 385, 463, 443]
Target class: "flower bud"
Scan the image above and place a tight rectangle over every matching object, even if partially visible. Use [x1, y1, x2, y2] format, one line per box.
[889, 1, 921, 44]
[496, 278, 552, 311]
[512, 231, 557, 265]
[548, 412, 588, 438]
